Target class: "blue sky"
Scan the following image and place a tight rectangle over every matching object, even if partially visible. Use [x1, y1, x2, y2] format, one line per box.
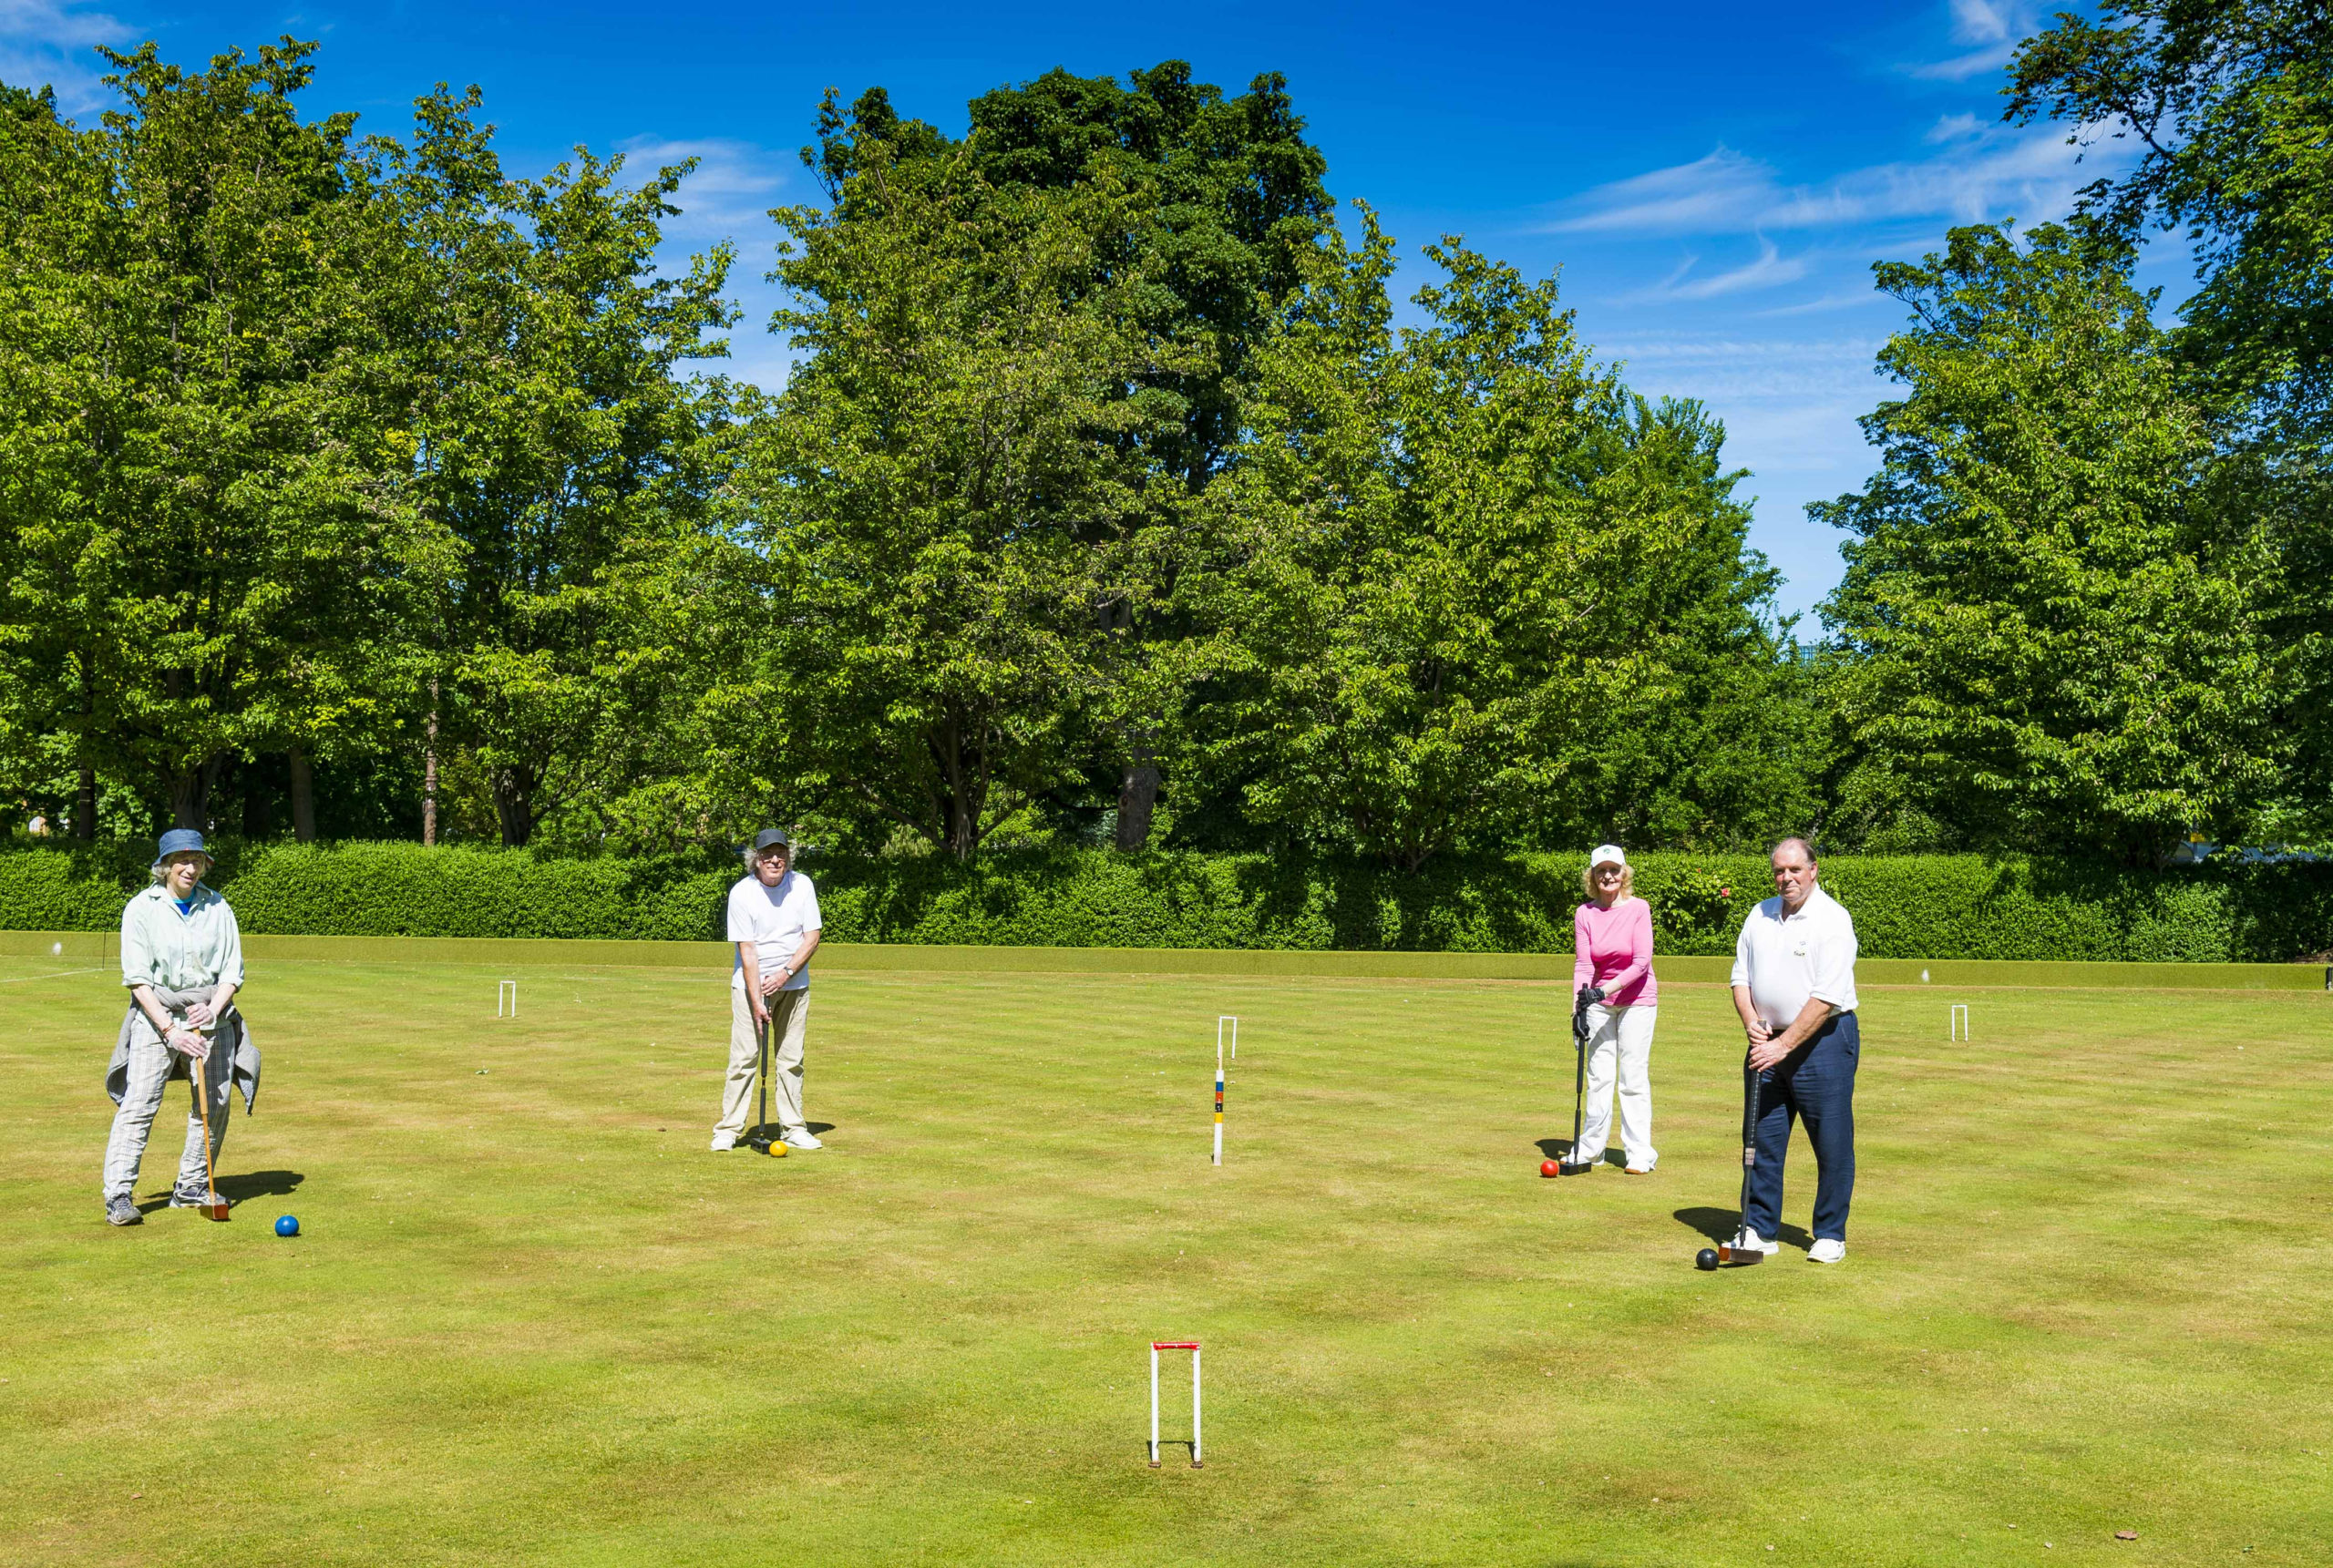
[5, 0, 2176, 620]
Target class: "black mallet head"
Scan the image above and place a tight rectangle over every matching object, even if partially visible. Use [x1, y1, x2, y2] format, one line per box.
[1695, 1247, 1719, 1271]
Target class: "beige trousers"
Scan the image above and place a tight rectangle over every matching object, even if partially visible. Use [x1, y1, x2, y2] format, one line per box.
[720, 983, 808, 1138]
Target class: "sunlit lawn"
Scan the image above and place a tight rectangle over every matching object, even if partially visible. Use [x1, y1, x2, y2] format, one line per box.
[4, 950, 2329, 1566]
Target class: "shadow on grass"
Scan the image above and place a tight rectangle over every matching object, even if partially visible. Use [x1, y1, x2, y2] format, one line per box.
[745, 1121, 837, 1148]
[1534, 1137, 1614, 1168]
[131, 1167, 303, 1214]
[220, 1169, 304, 1205]
[1674, 1204, 1810, 1251]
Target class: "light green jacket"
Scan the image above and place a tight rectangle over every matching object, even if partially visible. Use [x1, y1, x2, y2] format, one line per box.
[119, 882, 245, 994]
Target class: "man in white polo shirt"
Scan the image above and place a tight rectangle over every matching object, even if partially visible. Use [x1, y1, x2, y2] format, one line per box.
[714, 828, 824, 1153]
[1728, 835, 1860, 1264]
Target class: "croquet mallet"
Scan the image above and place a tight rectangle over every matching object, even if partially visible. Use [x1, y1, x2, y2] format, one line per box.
[1716, 1050, 1763, 1266]
[190, 1026, 229, 1222]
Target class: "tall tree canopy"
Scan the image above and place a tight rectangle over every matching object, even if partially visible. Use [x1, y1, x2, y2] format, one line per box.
[2009, 0, 2333, 444]
[739, 120, 1193, 860]
[803, 67, 1337, 846]
[364, 87, 738, 847]
[0, 40, 437, 835]
[2009, 1, 2333, 845]
[1187, 218, 1808, 870]
[1815, 223, 2272, 863]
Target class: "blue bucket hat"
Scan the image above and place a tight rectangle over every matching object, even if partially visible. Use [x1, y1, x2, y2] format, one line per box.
[153, 828, 211, 868]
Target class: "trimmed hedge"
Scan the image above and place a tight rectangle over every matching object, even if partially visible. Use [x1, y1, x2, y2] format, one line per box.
[5, 839, 2333, 961]
[4, 841, 2328, 962]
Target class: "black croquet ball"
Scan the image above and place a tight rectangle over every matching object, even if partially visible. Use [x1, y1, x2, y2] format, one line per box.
[1695, 1247, 1719, 1271]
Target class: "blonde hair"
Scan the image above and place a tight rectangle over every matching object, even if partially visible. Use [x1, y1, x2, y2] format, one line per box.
[1581, 859, 1633, 901]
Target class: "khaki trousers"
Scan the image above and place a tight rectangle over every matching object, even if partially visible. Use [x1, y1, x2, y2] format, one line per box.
[720, 983, 808, 1138]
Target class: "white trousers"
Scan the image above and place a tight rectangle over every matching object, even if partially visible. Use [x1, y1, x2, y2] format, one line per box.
[103, 1035, 229, 1200]
[1575, 1003, 1657, 1169]
[720, 984, 808, 1138]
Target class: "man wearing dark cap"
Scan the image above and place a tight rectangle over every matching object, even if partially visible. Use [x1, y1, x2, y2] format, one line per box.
[714, 829, 823, 1152]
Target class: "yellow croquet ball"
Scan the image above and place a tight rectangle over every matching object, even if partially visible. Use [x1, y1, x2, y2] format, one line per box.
[766, 1141, 786, 1158]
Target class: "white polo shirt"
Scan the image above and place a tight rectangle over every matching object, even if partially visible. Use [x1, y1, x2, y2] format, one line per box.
[1730, 884, 1858, 1028]
[726, 870, 822, 992]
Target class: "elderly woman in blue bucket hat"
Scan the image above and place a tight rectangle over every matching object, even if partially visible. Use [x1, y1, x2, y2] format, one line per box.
[100, 829, 260, 1225]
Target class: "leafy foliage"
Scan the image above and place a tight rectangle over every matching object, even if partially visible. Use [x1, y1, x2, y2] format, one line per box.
[1815, 224, 2274, 864]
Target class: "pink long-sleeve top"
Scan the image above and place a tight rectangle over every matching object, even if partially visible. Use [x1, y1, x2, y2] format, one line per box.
[1573, 896, 1658, 1007]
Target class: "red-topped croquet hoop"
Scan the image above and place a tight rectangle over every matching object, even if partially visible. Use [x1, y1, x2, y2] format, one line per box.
[1149, 1341, 1202, 1468]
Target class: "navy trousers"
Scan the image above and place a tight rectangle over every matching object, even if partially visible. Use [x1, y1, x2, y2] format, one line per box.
[1742, 1009, 1858, 1244]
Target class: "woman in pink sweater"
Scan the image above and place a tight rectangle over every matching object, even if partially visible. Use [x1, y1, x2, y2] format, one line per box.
[1570, 844, 1659, 1173]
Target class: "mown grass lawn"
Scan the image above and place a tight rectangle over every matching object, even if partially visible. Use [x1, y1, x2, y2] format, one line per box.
[4, 952, 2329, 1566]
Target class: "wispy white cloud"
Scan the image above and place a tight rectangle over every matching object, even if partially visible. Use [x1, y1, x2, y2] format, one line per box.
[1752, 288, 1893, 319]
[1542, 147, 1774, 236]
[0, 0, 134, 111]
[614, 134, 792, 242]
[612, 135, 798, 389]
[1904, 0, 2035, 81]
[1541, 120, 2123, 240]
[1624, 237, 1810, 302]
[1948, 0, 2013, 44]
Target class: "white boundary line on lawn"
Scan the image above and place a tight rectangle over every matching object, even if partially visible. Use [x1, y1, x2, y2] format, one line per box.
[0, 966, 107, 984]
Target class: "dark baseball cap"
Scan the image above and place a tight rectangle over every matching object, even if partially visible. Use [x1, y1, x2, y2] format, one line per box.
[749, 828, 793, 856]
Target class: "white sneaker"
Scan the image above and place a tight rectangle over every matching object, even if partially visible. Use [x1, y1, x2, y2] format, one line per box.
[780, 1128, 823, 1151]
[708, 1132, 736, 1152]
[1732, 1229, 1777, 1255]
[1807, 1238, 1845, 1264]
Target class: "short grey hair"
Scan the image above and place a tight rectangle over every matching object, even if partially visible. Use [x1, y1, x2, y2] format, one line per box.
[1771, 835, 1817, 865]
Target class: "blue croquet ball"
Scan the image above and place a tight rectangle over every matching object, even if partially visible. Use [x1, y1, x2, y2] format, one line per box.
[274, 1214, 300, 1237]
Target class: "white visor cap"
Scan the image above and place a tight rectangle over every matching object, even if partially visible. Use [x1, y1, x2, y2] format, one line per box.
[1589, 844, 1628, 870]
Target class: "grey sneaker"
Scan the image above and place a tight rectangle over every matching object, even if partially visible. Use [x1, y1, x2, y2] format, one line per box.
[106, 1194, 142, 1226]
[170, 1188, 225, 1209]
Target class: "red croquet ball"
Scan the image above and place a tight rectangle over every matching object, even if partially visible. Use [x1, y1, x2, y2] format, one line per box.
[1540, 1159, 1560, 1177]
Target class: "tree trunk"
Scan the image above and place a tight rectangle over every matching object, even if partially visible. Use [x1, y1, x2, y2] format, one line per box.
[422, 683, 439, 846]
[74, 765, 96, 841]
[289, 746, 316, 843]
[1115, 753, 1161, 853]
[242, 763, 272, 837]
[493, 765, 534, 847]
[169, 755, 222, 831]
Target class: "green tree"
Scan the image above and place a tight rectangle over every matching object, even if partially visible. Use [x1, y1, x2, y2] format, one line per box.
[0, 41, 437, 836]
[1547, 397, 1825, 852]
[2009, 0, 2333, 441]
[740, 125, 1191, 861]
[365, 88, 739, 847]
[2009, 1, 2333, 845]
[1188, 220, 1754, 871]
[809, 67, 1336, 846]
[1814, 223, 2273, 864]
